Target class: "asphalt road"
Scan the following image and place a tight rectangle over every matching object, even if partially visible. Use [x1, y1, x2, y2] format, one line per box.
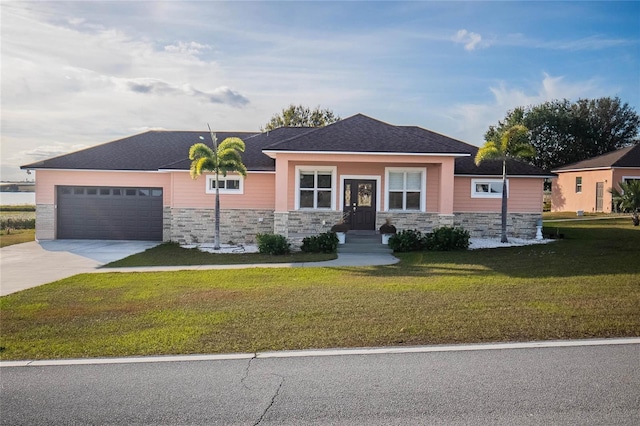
[1, 341, 638, 425]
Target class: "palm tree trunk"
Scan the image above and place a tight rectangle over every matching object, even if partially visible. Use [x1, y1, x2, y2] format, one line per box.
[501, 160, 508, 243]
[214, 178, 221, 250]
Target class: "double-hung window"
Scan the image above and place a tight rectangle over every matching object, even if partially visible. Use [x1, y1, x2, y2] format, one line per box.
[296, 167, 335, 209]
[386, 168, 425, 211]
[206, 175, 243, 194]
[471, 179, 507, 198]
[575, 177, 582, 193]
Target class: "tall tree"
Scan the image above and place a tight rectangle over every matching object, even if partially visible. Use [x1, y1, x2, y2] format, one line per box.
[609, 180, 640, 226]
[475, 125, 535, 243]
[262, 104, 340, 131]
[488, 97, 639, 171]
[189, 126, 247, 249]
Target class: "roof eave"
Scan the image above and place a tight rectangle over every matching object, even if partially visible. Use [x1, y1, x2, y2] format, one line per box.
[455, 173, 556, 179]
[263, 150, 471, 159]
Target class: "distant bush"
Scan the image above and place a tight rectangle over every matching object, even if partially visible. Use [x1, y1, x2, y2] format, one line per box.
[256, 233, 290, 255]
[0, 205, 36, 212]
[301, 232, 338, 253]
[0, 218, 35, 230]
[425, 226, 470, 251]
[388, 229, 426, 252]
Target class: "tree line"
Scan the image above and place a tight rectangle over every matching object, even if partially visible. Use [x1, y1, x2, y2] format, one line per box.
[485, 97, 639, 171]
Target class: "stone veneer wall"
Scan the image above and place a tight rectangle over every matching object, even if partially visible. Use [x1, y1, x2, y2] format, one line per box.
[375, 211, 540, 239]
[169, 208, 274, 244]
[35, 204, 55, 240]
[454, 212, 540, 239]
[282, 210, 343, 248]
[376, 212, 442, 233]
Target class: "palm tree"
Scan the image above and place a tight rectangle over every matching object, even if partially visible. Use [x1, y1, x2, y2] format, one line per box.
[189, 125, 247, 249]
[475, 124, 535, 243]
[610, 180, 640, 226]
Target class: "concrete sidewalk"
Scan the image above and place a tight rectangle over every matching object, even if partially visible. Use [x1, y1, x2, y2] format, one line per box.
[95, 252, 399, 274]
[1, 241, 399, 296]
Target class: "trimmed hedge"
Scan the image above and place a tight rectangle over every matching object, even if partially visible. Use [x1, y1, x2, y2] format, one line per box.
[301, 232, 339, 253]
[424, 226, 470, 251]
[389, 226, 470, 252]
[256, 233, 291, 255]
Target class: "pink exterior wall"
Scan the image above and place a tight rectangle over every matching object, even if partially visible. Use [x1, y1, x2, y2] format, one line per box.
[551, 169, 613, 213]
[35, 170, 172, 205]
[270, 152, 463, 213]
[612, 168, 640, 189]
[170, 172, 276, 209]
[454, 177, 544, 213]
[552, 167, 640, 213]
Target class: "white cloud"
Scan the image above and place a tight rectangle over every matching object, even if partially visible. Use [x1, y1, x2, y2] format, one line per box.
[442, 73, 608, 146]
[453, 29, 483, 51]
[0, 3, 253, 180]
[164, 41, 211, 56]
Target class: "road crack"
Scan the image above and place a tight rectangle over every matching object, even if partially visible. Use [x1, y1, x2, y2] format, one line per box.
[254, 374, 284, 426]
[241, 353, 257, 390]
[241, 354, 285, 425]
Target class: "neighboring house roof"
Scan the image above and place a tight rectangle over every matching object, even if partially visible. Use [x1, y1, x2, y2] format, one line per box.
[552, 144, 640, 172]
[21, 113, 550, 177]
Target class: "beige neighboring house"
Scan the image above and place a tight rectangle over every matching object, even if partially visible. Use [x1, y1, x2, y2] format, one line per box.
[22, 114, 551, 244]
[551, 144, 640, 213]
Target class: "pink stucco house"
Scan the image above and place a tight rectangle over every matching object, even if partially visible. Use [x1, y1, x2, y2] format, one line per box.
[22, 114, 550, 243]
[551, 144, 640, 213]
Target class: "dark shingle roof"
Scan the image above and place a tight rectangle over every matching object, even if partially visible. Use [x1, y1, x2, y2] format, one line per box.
[400, 125, 551, 176]
[21, 113, 551, 177]
[263, 114, 470, 155]
[22, 131, 261, 171]
[552, 144, 640, 171]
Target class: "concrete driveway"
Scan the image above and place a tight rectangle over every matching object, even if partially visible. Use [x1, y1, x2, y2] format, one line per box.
[0, 240, 159, 296]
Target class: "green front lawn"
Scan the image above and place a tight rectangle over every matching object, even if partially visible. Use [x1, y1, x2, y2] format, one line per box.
[106, 242, 336, 267]
[1, 218, 638, 360]
[0, 229, 35, 248]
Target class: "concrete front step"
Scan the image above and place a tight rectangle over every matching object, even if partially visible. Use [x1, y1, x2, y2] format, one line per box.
[338, 233, 393, 254]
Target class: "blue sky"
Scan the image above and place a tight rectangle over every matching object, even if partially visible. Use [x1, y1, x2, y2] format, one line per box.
[2, 1, 638, 181]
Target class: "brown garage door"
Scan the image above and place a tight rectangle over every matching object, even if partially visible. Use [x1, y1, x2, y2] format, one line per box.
[57, 186, 163, 240]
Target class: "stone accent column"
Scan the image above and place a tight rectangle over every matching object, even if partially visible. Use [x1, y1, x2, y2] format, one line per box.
[274, 211, 289, 238]
[35, 204, 55, 240]
[162, 206, 172, 242]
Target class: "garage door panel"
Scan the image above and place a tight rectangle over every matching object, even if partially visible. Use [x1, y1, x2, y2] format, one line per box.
[57, 186, 163, 241]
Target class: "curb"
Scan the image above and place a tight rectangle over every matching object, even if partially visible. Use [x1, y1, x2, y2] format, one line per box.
[2, 338, 638, 368]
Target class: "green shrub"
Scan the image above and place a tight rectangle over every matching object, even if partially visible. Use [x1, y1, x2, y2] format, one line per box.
[256, 233, 291, 255]
[301, 232, 339, 253]
[425, 226, 470, 251]
[388, 229, 426, 252]
[0, 218, 36, 230]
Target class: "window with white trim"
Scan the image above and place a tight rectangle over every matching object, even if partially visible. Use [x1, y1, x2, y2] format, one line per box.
[471, 179, 508, 198]
[386, 168, 425, 211]
[296, 167, 335, 209]
[575, 176, 582, 193]
[206, 175, 243, 194]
